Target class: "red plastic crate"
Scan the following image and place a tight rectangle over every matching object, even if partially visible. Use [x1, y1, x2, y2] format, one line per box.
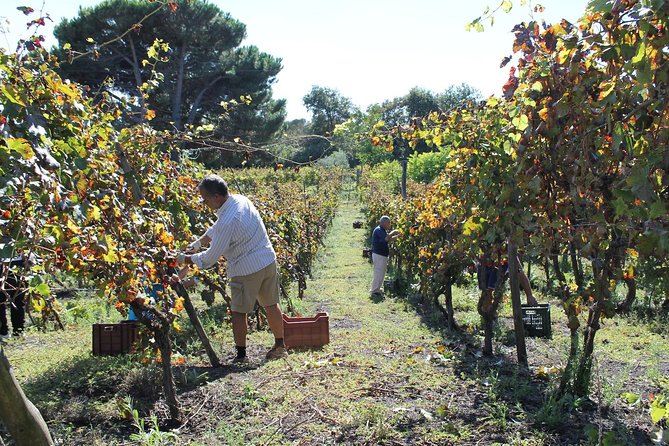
[92, 322, 139, 356]
[282, 312, 329, 349]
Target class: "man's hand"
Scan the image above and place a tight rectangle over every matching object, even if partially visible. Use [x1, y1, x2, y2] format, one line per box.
[185, 239, 202, 254]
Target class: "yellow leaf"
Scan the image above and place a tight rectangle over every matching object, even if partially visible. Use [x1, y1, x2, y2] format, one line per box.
[462, 216, 481, 236]
[501, 0, 512, 13]
[88, 205, 101, 222]
[145, 109, 156, 121]
[538, 107, 550, 122]
[598, 81, 616, 101]
[32, 297, 46, 312]
[66, 218, 81, 235]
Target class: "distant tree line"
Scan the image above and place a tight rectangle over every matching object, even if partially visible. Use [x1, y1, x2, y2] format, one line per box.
[53, 0, 480, 169]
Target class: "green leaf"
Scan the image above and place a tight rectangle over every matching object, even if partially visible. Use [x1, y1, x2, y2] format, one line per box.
[631, 41, 646, 64]
[35, 283, 50, 297]
[88, 205, 102, 222]
[1, 85, 25, 106]
[512, 114, 529, 131]
[651, 403, 667, 424]
[501, 0, 513, 13]
[621, 392, 640, 405]
[4, 137, 34, 159]
[503, 140, 513, 155]
[613, 197, 628, 216]
[650, 201, 667, 219]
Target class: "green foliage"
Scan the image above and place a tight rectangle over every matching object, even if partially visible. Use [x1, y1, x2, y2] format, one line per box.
[584, 424, 629, 446]
[121, 396, 178, 445]
[316, 150, 350, 167]
[54, 0, 285, 153]
[533, 392, 585, 428]
[366, 161, 401, 193]
[303, 86, 357, 136]
[650, 377, 669, 425]
[407, 149, 449, 183]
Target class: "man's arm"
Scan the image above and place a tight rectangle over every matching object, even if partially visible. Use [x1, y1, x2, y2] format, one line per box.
[180, 226, 232, 270]
[385, 229, 400, 242]
[185, 235, 212, 253]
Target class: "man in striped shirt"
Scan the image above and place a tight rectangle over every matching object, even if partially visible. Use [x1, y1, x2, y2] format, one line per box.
[177, 174, 287, 362]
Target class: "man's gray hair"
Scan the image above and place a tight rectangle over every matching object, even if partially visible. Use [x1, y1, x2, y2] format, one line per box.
[199, 174, 229, 197]
[379, 216, 391, 224]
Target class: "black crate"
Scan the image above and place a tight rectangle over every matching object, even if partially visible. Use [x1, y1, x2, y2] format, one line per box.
[521, 304, 551, 338]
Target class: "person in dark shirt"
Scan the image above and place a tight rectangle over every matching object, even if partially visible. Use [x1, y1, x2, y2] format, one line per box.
[370, 216, 400, 297]
[0, 257, 27, 337]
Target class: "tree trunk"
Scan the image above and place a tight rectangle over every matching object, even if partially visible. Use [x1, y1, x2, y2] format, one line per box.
[573, 261, 608, 396]
[551, 253, 566, 285]
[433, 281, 458, 331]
[186, 75, 225, 126]
[569, 243, 584, 292]
[400, 158, 407, 200]
[615, 278, 637, 314]
[477, 260, 505, 356]
[0, 347, 54, 446]
[481, 310, 495, 356]
[542, 256, 552, 291]
[443, 280, 458, 331]
[172, 283, 221, 367]
[558, 327, 580, 396]
[574, 303, 602, 396]
[172, 45, 187, 130]
[154, 329, 181, 423]
[508, 243, 528, 367]
[127, 36, 147, 117]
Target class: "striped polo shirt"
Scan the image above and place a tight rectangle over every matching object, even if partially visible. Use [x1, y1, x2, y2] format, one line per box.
[191, 194, 276, 277]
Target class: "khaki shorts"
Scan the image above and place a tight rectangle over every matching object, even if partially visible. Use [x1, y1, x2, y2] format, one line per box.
[229, 262, 280, 313]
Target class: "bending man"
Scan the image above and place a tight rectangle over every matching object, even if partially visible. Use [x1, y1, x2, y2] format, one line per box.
[178, 175, 287, 363]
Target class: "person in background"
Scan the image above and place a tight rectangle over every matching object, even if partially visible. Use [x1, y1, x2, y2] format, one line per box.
[176, 174, 287, 363]
[0, 256, 27, 338]
[477, 255, 538, 306]
[369, 216, 400, 297]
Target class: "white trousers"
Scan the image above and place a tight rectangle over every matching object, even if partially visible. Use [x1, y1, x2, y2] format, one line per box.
[370, 253, 389, 293]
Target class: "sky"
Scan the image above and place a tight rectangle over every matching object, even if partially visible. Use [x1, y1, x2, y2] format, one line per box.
[2, 0, 590, 120]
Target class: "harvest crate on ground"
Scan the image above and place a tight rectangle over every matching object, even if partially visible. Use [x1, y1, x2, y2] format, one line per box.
[282, 312, 329, 349]
[92, 322, 139, 356]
